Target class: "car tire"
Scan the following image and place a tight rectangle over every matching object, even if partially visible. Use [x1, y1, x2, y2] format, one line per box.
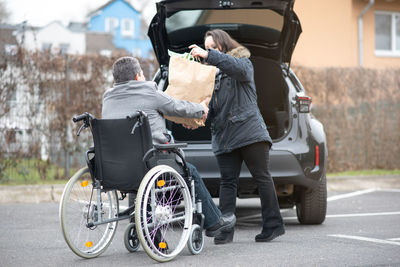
[296, 174, 327, 224]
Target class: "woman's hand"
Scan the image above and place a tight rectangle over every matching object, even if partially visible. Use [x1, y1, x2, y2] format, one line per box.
[189, 44, 208, 61]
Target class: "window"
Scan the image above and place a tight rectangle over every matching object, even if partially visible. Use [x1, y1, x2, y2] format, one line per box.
[105, 17, 119, 35]
[10, 90, 16, 109]
[5, 89, 17, 111]
[100, 49, 112, 57]
[42, 42, 52, 51]
[165, 9, 283, 33]
[121, 18, 134, 38]
[59, 43, 70, 54]
[375, 11, 400, 57]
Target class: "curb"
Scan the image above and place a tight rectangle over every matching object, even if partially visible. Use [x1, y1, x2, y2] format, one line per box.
[327, 175, 400, 192]
[1, 175, 399, 204]
[0, 184, 65, 204]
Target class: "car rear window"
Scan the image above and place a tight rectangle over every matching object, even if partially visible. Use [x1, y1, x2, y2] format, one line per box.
[166, 9, 283, 33]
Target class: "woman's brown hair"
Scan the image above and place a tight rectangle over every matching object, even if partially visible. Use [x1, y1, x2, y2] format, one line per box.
[205, 29, 241, 53]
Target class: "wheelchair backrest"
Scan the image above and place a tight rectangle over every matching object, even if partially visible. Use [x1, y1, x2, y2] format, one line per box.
[90, 113, 152, 191]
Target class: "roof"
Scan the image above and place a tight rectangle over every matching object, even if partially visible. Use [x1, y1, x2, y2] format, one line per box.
[87, 0, 139, 18]
[68, 22, 87, 32]
[0, 24, 18, 30]
[40, 21, 66, 30]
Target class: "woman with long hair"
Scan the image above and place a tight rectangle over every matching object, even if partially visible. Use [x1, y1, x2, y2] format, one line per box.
[189, 29, 284, 244]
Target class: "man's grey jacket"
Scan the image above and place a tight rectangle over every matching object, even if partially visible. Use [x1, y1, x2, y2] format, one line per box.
[102, 80, 203, 144]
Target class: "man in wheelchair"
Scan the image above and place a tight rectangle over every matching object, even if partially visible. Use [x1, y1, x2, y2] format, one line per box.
[102, 57, 236, 240]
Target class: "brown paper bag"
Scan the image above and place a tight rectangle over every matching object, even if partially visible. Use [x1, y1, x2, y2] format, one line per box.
[164, 56, 216, 127]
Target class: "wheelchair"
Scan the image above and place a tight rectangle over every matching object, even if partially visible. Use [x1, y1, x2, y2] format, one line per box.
[59, 111, 205, 262]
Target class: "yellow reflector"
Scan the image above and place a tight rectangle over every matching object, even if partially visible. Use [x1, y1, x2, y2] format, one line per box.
[85, 241, 93, 247]
[157, 180, 165, 187]
[159, 242, 167, 249]
[81, 181, 89, 187]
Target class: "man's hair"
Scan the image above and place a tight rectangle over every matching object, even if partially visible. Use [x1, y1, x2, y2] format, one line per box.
[112, 56, 141, 83]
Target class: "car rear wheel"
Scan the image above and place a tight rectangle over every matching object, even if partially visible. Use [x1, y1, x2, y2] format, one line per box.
[296, 175, 327, 224]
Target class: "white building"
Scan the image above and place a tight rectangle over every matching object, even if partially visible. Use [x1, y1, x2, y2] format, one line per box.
[0, 65, 44, 157]
[19, 21, 86, 54]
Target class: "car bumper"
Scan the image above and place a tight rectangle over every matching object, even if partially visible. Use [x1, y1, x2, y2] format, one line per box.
[269, 149, 322, 188]
[186, 148, 323, 196]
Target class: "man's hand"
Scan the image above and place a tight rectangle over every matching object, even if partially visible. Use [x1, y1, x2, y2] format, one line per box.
[182, 97, 209, 130]
[189, 44, 208, 61]
[182, 124, 199, 130]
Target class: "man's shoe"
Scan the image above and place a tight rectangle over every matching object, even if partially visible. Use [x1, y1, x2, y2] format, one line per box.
[255, 226, 285, 242]
[205, 214, 236, 237]
[214, 229, 234, 245]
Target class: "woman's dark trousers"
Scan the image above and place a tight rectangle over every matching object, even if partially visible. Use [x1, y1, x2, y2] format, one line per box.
[216, 141, 283, 232]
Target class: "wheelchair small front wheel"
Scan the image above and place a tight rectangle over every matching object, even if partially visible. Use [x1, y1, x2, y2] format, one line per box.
[187, 224, 204, 255]
[59, 167, 119, 258]
[124, 223, 140, 252]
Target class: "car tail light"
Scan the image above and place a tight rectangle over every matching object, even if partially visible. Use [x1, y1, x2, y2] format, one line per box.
[315, 145, 320, 167]
[296, 96, 312, 113]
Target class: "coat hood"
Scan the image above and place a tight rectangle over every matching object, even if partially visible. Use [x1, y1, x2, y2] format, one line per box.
[227, 46, 251, 59]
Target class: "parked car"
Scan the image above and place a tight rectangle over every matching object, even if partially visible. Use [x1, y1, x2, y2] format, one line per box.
[148, 0, 327, 224]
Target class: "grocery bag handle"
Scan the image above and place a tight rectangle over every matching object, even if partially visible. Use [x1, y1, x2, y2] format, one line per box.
[168, 49, 200, 62]
[186, 49, 200, 62]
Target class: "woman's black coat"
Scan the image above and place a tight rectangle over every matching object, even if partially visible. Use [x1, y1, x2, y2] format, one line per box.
[205, 46, 272, 155]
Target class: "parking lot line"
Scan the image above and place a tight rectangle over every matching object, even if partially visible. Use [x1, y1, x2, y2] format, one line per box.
[325, 211, 400, 218]
[283, 211, 400, 220]
[327, 189, 377, 202]
[329, 234, 400, 246]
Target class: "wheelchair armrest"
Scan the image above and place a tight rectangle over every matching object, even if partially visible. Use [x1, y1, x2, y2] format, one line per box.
[153, 143, 187, 150]
[142, 143, 189, 178]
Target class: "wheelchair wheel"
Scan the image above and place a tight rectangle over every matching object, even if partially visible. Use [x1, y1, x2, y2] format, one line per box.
[59, 167, 119, 259]
[124, 223, 140, 252]
[135, 165, 193, 262]
[187, 224, 204, 255]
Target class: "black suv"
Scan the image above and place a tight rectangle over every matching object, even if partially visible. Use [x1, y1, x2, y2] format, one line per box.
[148, 0, 327, 224]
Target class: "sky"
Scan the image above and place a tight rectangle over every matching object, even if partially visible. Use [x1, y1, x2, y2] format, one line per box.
[4, 0, 156, 27]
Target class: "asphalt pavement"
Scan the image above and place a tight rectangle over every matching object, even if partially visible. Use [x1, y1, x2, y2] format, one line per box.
[1, 184, 400, 266]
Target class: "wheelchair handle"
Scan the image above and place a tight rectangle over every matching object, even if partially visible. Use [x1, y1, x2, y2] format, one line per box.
[126, 110, 147, 120]
[73, 112, 94, 123]
[73, 114, 87, 123]
[126, 111, 148, 135]
[72, 112, 94, 136]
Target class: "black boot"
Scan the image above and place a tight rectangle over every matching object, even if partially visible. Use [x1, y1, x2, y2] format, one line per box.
[214, 228, 234, 245]
[255, 226, 285, 242]
[205, 214, 236, 237]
